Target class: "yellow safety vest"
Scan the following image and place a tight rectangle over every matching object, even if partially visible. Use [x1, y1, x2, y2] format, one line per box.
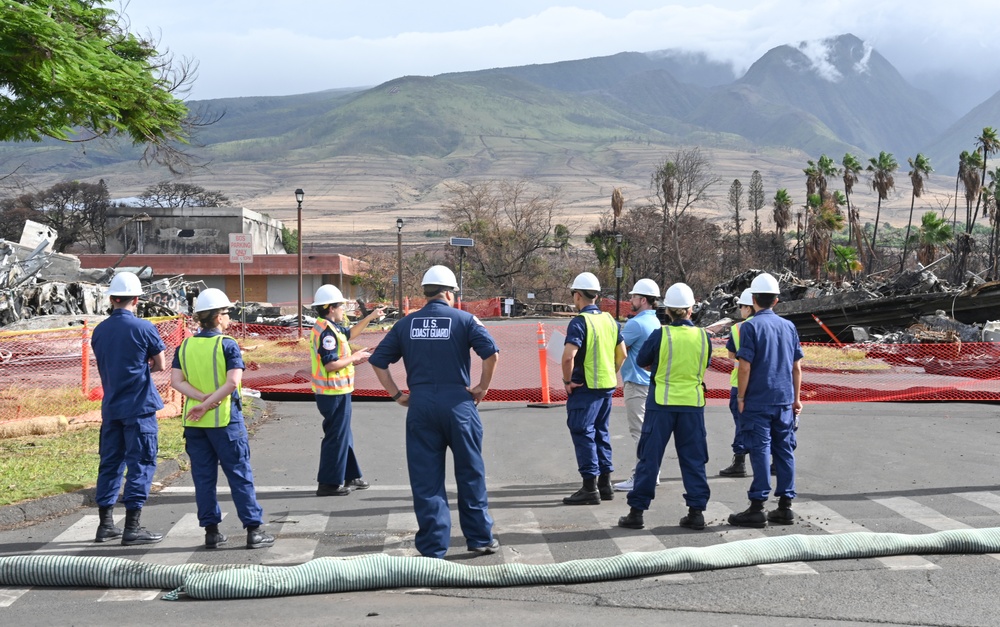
[310, 319, 353, 395]
[729, 315, 753, 387]
[178, 335, 241, 428]
[653, 325, 710, 407]
[580, 311, 618, 389]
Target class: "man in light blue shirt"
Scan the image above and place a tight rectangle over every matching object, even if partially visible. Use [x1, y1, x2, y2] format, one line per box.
[613, 278, 663, 492]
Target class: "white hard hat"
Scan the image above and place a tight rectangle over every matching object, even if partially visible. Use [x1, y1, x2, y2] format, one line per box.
[420, 265, 459, 289]
[628, 278, 660, 299]
[194, 288, 236, 313]
[737, 288, 755, 306]
[107, 271, 143, 297]
[570, 272, 601, 291]
[663, 283, 695, 308]
[750, 272, 781, 294]
[310, 284, 346, 307]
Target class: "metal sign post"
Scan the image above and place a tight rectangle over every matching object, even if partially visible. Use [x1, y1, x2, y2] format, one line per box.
[449, 237, 474, 310]
[229, 233, 254, 338]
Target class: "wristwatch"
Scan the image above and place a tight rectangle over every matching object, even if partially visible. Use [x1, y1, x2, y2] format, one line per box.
[391, 391, 403, 401]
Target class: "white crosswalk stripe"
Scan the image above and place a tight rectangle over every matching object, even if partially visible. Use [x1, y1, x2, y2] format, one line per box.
[704, 502, 818, 575]
[0, 515, 102, 607]
[100, 512, 212, 602]
[870, 496, 1000, 561]
[4, 489, 1000, 606]
[588, 504, 694, 581]
[263, 514, 327, 565]
[492, 508, 556, 565]
[793, 501, 938, 570]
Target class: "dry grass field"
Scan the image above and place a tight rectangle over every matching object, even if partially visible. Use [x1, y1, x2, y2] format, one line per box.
[10, 137, 957, 251]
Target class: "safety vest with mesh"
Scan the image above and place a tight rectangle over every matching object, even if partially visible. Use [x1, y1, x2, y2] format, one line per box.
[310, 319, 353, 395]
[178, 335, 241, 428]
[729, 316, 753, 387]
[653, 325, 711, 407]
[580, 311, 619, 389]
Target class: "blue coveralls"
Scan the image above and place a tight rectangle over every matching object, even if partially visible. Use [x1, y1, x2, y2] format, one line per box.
[172, 331, 264, 529]
[626, 320, 711, 512]
[369, 300, 500, 558]
[91, 309, 166, 510]
[314, 321, 363, 486]
[565, 305, 623, 479]
[735, 309, 803, 502]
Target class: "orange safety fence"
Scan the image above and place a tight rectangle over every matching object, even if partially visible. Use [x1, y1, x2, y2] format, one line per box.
[2, 317, 999, 428]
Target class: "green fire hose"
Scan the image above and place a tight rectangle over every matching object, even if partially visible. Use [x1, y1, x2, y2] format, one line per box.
[0, 527, 996, 601]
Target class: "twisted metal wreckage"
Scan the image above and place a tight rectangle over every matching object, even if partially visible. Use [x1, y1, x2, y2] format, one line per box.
[0, 238, 203, 328]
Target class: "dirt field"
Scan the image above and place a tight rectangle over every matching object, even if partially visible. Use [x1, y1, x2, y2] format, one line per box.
[12, 139, 956, 250]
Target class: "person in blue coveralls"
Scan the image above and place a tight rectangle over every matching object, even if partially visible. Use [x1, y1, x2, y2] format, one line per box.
[560, 272, 626, 506]
[719, 288, 756, 478]
[617, 283, 711, 531]
[369, 265, 500, 558]
[613, 278, 662, 492]
[170, 288, 274, 549]
[308, 284, 385, 496]
[728, 272, 803, 528]
[91, 271, 167, 545]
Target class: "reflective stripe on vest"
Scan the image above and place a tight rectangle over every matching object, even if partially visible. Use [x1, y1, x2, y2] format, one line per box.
[653, 325, 710, 407]
[581, 311, 618, 389]
[729, 316, 753, 387]
[310, 319, 353, 395]
[179, 335, 237, 428]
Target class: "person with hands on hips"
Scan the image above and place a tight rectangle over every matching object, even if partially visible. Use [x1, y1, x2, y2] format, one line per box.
[561, 272, 626, 506]
[728, 272, 803, 528]
[309, 284, 384, 497]
[170, 288, 274, 550]
[369, 265, 500, 559]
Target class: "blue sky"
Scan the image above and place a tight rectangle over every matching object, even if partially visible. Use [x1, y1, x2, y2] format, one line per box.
[119, 0, 1000, 102]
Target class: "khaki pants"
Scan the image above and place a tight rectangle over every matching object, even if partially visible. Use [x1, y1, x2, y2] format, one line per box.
[623, 381, 648, 474]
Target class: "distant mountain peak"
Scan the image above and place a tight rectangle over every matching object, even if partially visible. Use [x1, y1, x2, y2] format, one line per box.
[792, 34, 874, 83]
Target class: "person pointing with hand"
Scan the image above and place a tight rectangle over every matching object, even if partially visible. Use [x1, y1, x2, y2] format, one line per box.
[310, 284, 384, 497]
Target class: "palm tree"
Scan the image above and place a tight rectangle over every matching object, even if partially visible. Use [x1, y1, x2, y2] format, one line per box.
[803, 161, 820, 198]
[986, 167, 1000, 278]
[805, 194, 845, 279]
[916, 212, 953, 267]
[842, 153, 866, 264]
[817, 154, 839, 202]
[953, 149, 984, 282]
[972, 127, 1000, 226]
[866, 151, 898, 272]
[772, 188, 792, 237]
[901, 154, 932, 272]
[828, 244, 863, 281]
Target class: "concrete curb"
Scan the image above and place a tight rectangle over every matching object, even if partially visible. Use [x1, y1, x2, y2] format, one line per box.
[0, 399, 273, 531]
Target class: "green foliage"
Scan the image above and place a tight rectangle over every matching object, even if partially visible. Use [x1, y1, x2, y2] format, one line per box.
[281, 227, 298, 253]
[0, 1, 191, 167]
[137, 182, 229, 208]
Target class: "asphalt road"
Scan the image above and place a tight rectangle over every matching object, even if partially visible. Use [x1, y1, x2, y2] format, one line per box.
[1, 399, 999, 626]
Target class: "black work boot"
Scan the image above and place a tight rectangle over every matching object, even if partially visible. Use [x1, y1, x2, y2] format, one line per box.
[563, 477, 600, 505]
[617, 507, 645, 529]
[597, 473, 614, 501]
[94, 506, 122, 543]
[679, 507, 706, 530]
[246, 526, 275, 549]
[121, 509, 163, 545]
[728, 499, 767, 528]
[205, 524, 228, 549]
[767, 496, 795, 525]
[719, 454, 747, 477]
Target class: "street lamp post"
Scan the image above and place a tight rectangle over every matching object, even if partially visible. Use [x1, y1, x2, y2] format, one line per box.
[396, 218, 404, 312]
[449, 237, 475, 310]
[295, 188, 304, 338]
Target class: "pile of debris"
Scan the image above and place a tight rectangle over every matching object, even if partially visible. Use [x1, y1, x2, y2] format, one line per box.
[694, 268, 1000, 344]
